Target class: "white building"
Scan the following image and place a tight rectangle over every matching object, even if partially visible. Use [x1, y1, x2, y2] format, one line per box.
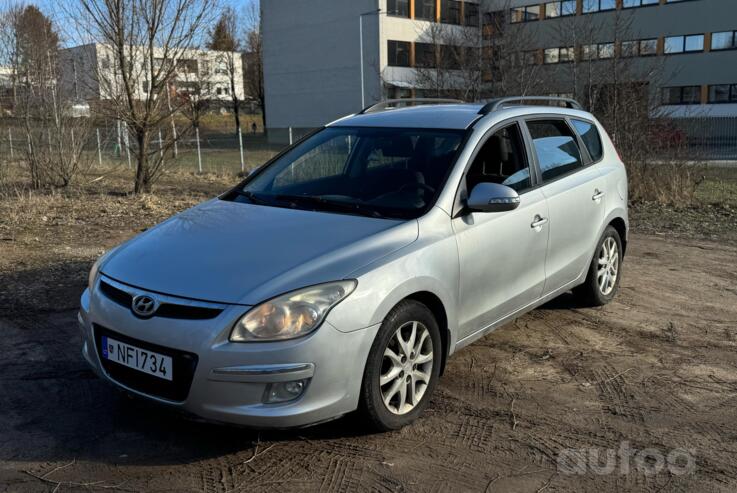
[59, 43, 245, 103]
[262, 0, 480, 141]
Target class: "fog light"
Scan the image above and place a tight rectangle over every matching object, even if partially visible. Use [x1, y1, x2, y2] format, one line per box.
[263, 379, 309, 404]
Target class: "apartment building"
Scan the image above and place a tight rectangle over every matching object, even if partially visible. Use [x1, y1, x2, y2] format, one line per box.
[262, 0, 480, 141]
[262, 0, 736, 139]
[494, 0, 737, 118]
[59, 43, 245, 103]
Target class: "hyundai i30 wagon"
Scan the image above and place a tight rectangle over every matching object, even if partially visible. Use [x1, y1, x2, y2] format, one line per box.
[79, 97, 628, 430]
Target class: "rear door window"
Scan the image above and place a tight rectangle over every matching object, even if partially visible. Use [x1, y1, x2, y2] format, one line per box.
[526, 119, 584, 182]
[571, 119, 603, 162]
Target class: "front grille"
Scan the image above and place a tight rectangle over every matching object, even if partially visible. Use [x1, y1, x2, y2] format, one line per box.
[94, 325, 198, 402]
[99, 280, 223, 320]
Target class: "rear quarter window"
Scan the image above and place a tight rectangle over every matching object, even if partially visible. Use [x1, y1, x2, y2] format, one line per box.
[571, 119, 603, 162]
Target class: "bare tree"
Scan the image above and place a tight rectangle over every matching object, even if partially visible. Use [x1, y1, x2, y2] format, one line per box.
[0, 1, 24, 112]
[242, 0, 264, 131]
[76, 0, 217, 193]
[207, 6, 243, 134]
[0, 4, 94, 188]
[482, 5, 545, 98]
[409, 21, 484, 101]
[547, 8, 702, 204]
[394, 2, 544, 102]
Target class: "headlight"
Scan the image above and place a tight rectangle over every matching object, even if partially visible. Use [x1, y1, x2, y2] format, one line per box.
[88, 249, 114, 290]
[230, 280, 357, 342]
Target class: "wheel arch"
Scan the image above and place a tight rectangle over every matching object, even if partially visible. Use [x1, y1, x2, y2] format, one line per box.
[402, 291, 450, 376]
[608, 216, 628, 257]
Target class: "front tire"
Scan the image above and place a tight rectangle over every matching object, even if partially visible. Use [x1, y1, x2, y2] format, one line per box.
[359, 300, 441, 431]
[574, 225, 623, 306]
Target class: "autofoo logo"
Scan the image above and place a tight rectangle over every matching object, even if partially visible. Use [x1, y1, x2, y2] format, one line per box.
[557, 442, 696, 476]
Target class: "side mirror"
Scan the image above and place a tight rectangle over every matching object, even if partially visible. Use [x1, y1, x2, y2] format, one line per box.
[467, 183, 520, 213]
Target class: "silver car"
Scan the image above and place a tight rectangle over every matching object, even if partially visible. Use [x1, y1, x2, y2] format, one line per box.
[79, 97, 628, 430]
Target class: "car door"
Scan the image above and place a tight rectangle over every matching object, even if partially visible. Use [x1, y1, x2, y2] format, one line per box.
[523, 117, 606, 295]
[452, 121, 549, 342]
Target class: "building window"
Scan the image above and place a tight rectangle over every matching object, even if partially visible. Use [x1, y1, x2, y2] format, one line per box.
[581, 42, 615, 60]
[685, 34, 704, 51]
[560, 47, 575, 62]
[512, 50, 539, 66]
[545, 1, 576, 18]
[544, 47, 573, 64]
[545, 0, 576, 18]
[583, 0, 616, 14]
[439, 45, 462, 69]
[598, 42, 615, 59]
[511, 5, 540, 23]
[415, 0, 436, 21]
[388, 86, 413, 99]
[662, 86, 702, 105]
[623, 0, 659, 7]
[177, 59, 198, 74]
[621, 41, 638, 57]
[415, 42, 436, 68]
[523, 50, 539, 65]
[621, 38, 657, 57]
[640, 38, 658, 56]
[711, 31, 737, 51]
[708, 84, 737, 103]
[387, 40, 411, 67]
[581, 44, 597, 60]
[665, 34, 704, 54]
[483, 10, 505, 38]
[387, 0, 410, 18]
[441, 0, 462, 25]
[464, 2, 479, 26]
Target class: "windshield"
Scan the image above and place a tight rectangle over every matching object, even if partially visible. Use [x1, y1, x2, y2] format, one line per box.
[232, 126, 465, 219]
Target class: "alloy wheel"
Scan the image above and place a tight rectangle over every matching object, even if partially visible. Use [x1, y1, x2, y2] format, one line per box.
[379, 321, 434, 415]
[597, 237, 619, 296]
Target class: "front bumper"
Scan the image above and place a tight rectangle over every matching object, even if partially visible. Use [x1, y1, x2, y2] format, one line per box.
[79, 279, 380, 428]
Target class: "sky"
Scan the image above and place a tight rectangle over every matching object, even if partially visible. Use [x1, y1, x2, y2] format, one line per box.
[27, 0, 258, 47]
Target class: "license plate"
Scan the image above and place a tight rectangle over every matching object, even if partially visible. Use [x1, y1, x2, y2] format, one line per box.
[102, 336, 173, 381]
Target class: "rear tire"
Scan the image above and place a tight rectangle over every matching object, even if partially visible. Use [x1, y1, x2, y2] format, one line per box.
[574, 225, 623, 307]
[359, 300, 441, 431]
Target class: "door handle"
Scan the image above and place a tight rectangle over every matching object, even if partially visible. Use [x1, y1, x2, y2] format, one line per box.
[531, 215, 548, 229]
[592, 189, 605, 201]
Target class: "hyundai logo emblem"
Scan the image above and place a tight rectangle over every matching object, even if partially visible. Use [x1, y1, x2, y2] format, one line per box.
[131, 295, 158, 318]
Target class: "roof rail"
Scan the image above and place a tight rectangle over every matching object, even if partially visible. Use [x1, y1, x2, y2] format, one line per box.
[360, 98, 464, 114]
[478, 96, 583, 115]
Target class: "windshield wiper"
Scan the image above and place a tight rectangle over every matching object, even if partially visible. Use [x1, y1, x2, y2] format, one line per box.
[273, 194, 386, 218]
[235, 190, 269, 205]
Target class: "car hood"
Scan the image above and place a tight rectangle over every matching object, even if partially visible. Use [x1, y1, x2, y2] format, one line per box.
[101, 199, 418, 305]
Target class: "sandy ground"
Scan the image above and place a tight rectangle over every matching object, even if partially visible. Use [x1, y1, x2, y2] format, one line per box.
[1, 176, 736, 492]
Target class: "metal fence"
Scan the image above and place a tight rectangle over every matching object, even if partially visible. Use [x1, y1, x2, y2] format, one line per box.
[1, 117, 735, 173]
[0, 122, 288, 175]
[669, 117, 737, 162]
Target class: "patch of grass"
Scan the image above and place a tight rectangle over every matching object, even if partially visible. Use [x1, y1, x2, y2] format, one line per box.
[695, 166, 737, 207]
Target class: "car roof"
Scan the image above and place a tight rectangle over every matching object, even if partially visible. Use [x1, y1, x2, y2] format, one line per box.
[328, 103, 596, 131]
[329, 104, 485, 130]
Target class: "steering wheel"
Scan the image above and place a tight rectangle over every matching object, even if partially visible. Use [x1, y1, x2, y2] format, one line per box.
[398, 182, 436, 195]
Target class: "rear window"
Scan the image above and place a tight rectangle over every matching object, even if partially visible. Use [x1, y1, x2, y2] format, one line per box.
[572, 119, 603, 162]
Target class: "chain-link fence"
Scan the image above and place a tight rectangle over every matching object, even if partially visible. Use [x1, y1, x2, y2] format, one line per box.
[0, 121, 288, 175]
[1, 117, 735, 175]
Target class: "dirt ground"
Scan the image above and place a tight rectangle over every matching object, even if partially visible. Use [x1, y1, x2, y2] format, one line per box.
[1, 172, 737, 492]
